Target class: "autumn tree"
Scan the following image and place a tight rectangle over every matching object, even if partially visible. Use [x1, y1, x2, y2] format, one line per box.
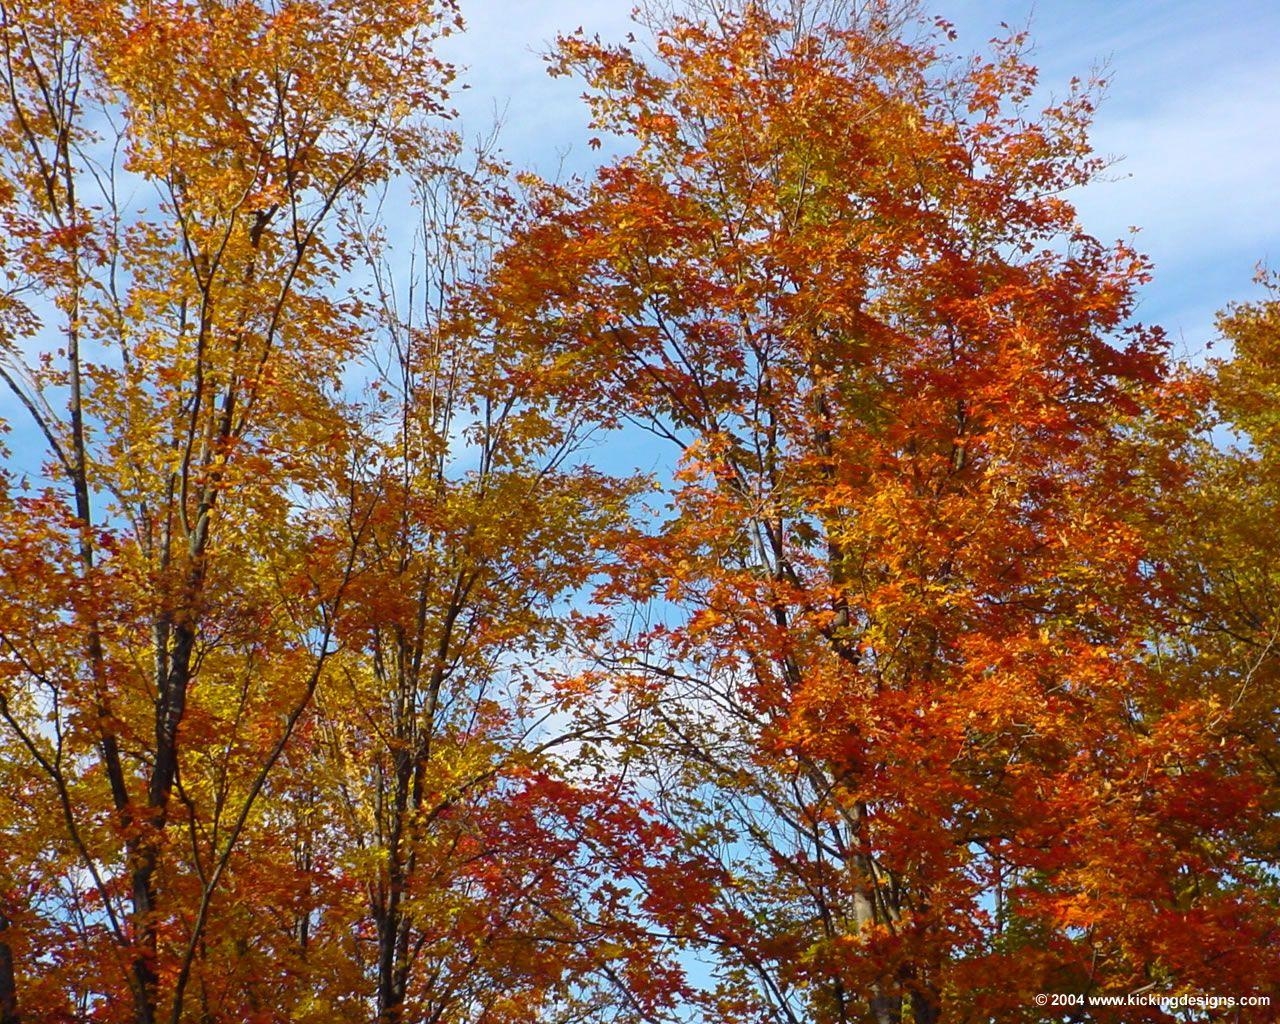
[0, 0, 457, 1020]
[274, 140, 685, 1024]
[1135, 279, 1280, 993]
[489, 1, 1279, 1020]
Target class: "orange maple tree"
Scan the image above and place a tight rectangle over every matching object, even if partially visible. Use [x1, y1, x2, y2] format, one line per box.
[488, 2, 1280, 1020]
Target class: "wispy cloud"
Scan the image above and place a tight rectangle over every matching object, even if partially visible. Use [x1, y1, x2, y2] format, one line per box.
[441, 1, 639, 173]
[953, 0, 1280, 343]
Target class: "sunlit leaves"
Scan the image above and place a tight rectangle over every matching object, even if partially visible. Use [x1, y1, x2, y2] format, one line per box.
[493, 2, 1278, 1021]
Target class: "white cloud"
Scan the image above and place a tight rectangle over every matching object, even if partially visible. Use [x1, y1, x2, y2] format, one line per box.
[947, 0, 1280, 341]
[441, 1, 640, 175]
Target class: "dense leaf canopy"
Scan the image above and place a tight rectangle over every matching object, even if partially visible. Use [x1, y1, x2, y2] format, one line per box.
[0, 1, 1275, 1022]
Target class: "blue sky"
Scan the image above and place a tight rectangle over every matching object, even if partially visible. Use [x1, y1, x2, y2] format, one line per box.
[443, 0, 1280, 361]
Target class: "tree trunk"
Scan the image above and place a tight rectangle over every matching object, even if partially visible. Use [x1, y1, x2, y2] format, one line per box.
[0, 910, 19, 1024]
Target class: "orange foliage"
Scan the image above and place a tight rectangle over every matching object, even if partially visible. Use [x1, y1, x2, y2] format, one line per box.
[0, 2, 1277, 1023]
